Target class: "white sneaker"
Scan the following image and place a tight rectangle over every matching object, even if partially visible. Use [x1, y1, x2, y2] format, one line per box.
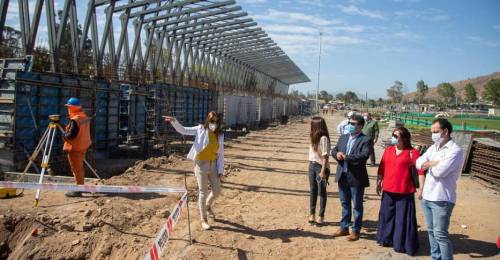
[201, 220, 211, 230]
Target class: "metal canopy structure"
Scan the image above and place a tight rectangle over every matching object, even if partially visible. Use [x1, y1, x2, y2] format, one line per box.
[0, 0, 310, 94]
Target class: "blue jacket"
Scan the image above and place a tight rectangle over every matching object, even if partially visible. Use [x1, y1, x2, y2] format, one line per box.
[331, 133, 373, 187]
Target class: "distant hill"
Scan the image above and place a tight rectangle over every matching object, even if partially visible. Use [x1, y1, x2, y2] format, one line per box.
[405, 72, 500, 101]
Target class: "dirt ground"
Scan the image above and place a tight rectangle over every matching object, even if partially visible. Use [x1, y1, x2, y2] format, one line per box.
[1, 113, 499, 259]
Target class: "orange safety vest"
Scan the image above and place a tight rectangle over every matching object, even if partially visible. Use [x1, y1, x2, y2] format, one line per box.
[63, 112, 92, 152]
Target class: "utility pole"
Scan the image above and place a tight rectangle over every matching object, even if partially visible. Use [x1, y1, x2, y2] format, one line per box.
[315, 32, 322, 114]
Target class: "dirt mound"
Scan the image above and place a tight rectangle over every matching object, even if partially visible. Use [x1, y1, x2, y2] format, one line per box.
[0, 155, 188, 260]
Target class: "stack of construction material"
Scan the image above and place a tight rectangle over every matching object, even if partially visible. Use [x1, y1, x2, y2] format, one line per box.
[469, 138, 500, 187]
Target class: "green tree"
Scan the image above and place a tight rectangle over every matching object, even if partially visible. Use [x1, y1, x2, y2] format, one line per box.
[319, 90, 333, 102]
[387, 81, 404, 103]
[415, 80, 429, 104]
[0, 26, 22, 57]
[437, 82, 456, 104]
[464, 83, 477, 103]
[483, 79, 500, 106]
[344, 91, 359, 104]
[336, 93, 345, 101]
[377, 98, 385, 106]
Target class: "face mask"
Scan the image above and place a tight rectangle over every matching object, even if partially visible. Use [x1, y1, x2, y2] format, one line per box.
[363, 116, 368, 121]
[346, 124, 356, 134]
[209, 123, 217, 131]
[432, 132, 443, 145]
[390, 137, 398, 145]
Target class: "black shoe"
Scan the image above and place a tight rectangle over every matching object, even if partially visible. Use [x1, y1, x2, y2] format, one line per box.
[65, 191, 82, 197]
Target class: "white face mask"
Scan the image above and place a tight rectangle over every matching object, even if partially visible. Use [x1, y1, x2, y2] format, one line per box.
[390, 136, 398, 145]
[363, 116, 368, 121]
[209, 123, 217, 131]
[432, 132, 443, 145]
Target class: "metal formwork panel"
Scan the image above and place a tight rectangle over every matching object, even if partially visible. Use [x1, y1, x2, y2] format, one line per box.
[223, 95, 238, 127]
[173, 86, 187, 125]
[258, 97, 272, 122]
[246, 96, 258, 124]
[272, 98, 284, 119]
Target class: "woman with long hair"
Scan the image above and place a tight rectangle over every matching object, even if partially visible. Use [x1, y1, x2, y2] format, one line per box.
[376, 127, 425, 255]
[308, 116, 331, 226]
[164, 111, 224, 230]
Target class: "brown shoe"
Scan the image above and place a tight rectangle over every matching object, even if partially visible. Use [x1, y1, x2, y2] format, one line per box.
[333, 228, 349, 237]
[347, 231, 360, 241]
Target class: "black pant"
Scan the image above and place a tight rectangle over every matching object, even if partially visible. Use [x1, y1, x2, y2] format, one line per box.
[308, 162, 330, 217]
[369, 150, 376, 164]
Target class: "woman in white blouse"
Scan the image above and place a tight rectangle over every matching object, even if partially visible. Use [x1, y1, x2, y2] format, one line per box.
[308, 116, 331, 226]
[164, 111, 224, 230]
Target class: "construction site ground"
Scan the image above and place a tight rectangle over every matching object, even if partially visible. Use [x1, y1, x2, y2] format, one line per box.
[1, 113, 499, 259]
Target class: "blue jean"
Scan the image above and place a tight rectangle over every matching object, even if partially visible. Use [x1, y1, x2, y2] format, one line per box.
[338, 178, 365, 233]
[421, 199, 455, 260]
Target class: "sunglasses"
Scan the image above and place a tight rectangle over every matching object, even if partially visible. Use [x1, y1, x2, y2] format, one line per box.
[392, 134, 400, 138]
[348, 122, 359, 126]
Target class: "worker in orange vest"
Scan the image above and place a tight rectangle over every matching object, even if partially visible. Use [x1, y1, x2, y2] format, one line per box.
[63, 97, 91, 197]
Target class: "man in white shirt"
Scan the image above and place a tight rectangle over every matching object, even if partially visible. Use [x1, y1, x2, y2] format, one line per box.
[337, 111, 355, 135]
[416, 118, 464, 260]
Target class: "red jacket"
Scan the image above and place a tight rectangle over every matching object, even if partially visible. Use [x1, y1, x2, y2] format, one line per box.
[378, 146, 425, 194]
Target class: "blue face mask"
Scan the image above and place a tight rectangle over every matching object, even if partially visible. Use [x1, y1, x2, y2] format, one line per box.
[390, 136, 398, 145]
[346, 124, 356, 134]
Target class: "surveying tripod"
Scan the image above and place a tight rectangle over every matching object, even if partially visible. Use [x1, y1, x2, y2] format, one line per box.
[20, 115, 101, 206]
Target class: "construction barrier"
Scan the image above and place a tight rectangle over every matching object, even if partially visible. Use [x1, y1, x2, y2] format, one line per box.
[0, 180, 191, 259]
[0, 181, 186, 194]
[144, 192, 188, 260]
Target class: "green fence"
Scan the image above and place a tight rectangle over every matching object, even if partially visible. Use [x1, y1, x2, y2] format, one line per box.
[385, 113, 490, 131]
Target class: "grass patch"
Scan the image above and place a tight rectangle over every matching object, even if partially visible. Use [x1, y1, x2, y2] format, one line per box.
[394, 116, 500, 131]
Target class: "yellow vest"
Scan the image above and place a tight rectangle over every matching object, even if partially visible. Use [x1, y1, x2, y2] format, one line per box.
[196, 132, 219, 161]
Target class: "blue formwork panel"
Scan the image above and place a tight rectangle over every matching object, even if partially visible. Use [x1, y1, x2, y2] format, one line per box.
[194, 88, 202, 123]
[16, 71, 40, 81]
[185, 88, 194, 125]
[174, 87, 186, 124]
[39, 74, 61, 84]
[134, 95, 146, 134]
[61, 77, 78, 87]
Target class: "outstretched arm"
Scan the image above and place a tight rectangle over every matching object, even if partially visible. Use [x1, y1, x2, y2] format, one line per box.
[164, 116, 200, 136]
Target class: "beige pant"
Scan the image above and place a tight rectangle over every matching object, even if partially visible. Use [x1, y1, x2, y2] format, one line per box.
[194, 160, 221, 220]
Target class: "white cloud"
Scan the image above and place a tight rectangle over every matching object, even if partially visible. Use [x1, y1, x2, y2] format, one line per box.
[252, 9, 342, 27]
[395, 8, 449, 22]
[263, 24, 366, 34]
[394, 31, 422, 40]
[263, 24, 318, 35]
[298, 0, 325, 7]
[348, 0, 367, 4]
[467, 36, 499, 47]
[391, 0, 421, 3]
[336, 5, 385, 19]
[238, 0, 267, 4]
[268, 32, 364, 57]
[6, 1, 20, 23]
[425, 14, 449, 22]
[330, 25, 366, 33]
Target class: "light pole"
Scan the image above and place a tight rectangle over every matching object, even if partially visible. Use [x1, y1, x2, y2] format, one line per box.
[315, 32, 322, 114]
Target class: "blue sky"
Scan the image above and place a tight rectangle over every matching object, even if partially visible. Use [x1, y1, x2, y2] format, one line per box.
[238, 0, 500, 99]
[5, 0, 500, 99]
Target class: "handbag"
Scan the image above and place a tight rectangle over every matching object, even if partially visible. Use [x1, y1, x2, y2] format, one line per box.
[409, 149, 419, 189]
